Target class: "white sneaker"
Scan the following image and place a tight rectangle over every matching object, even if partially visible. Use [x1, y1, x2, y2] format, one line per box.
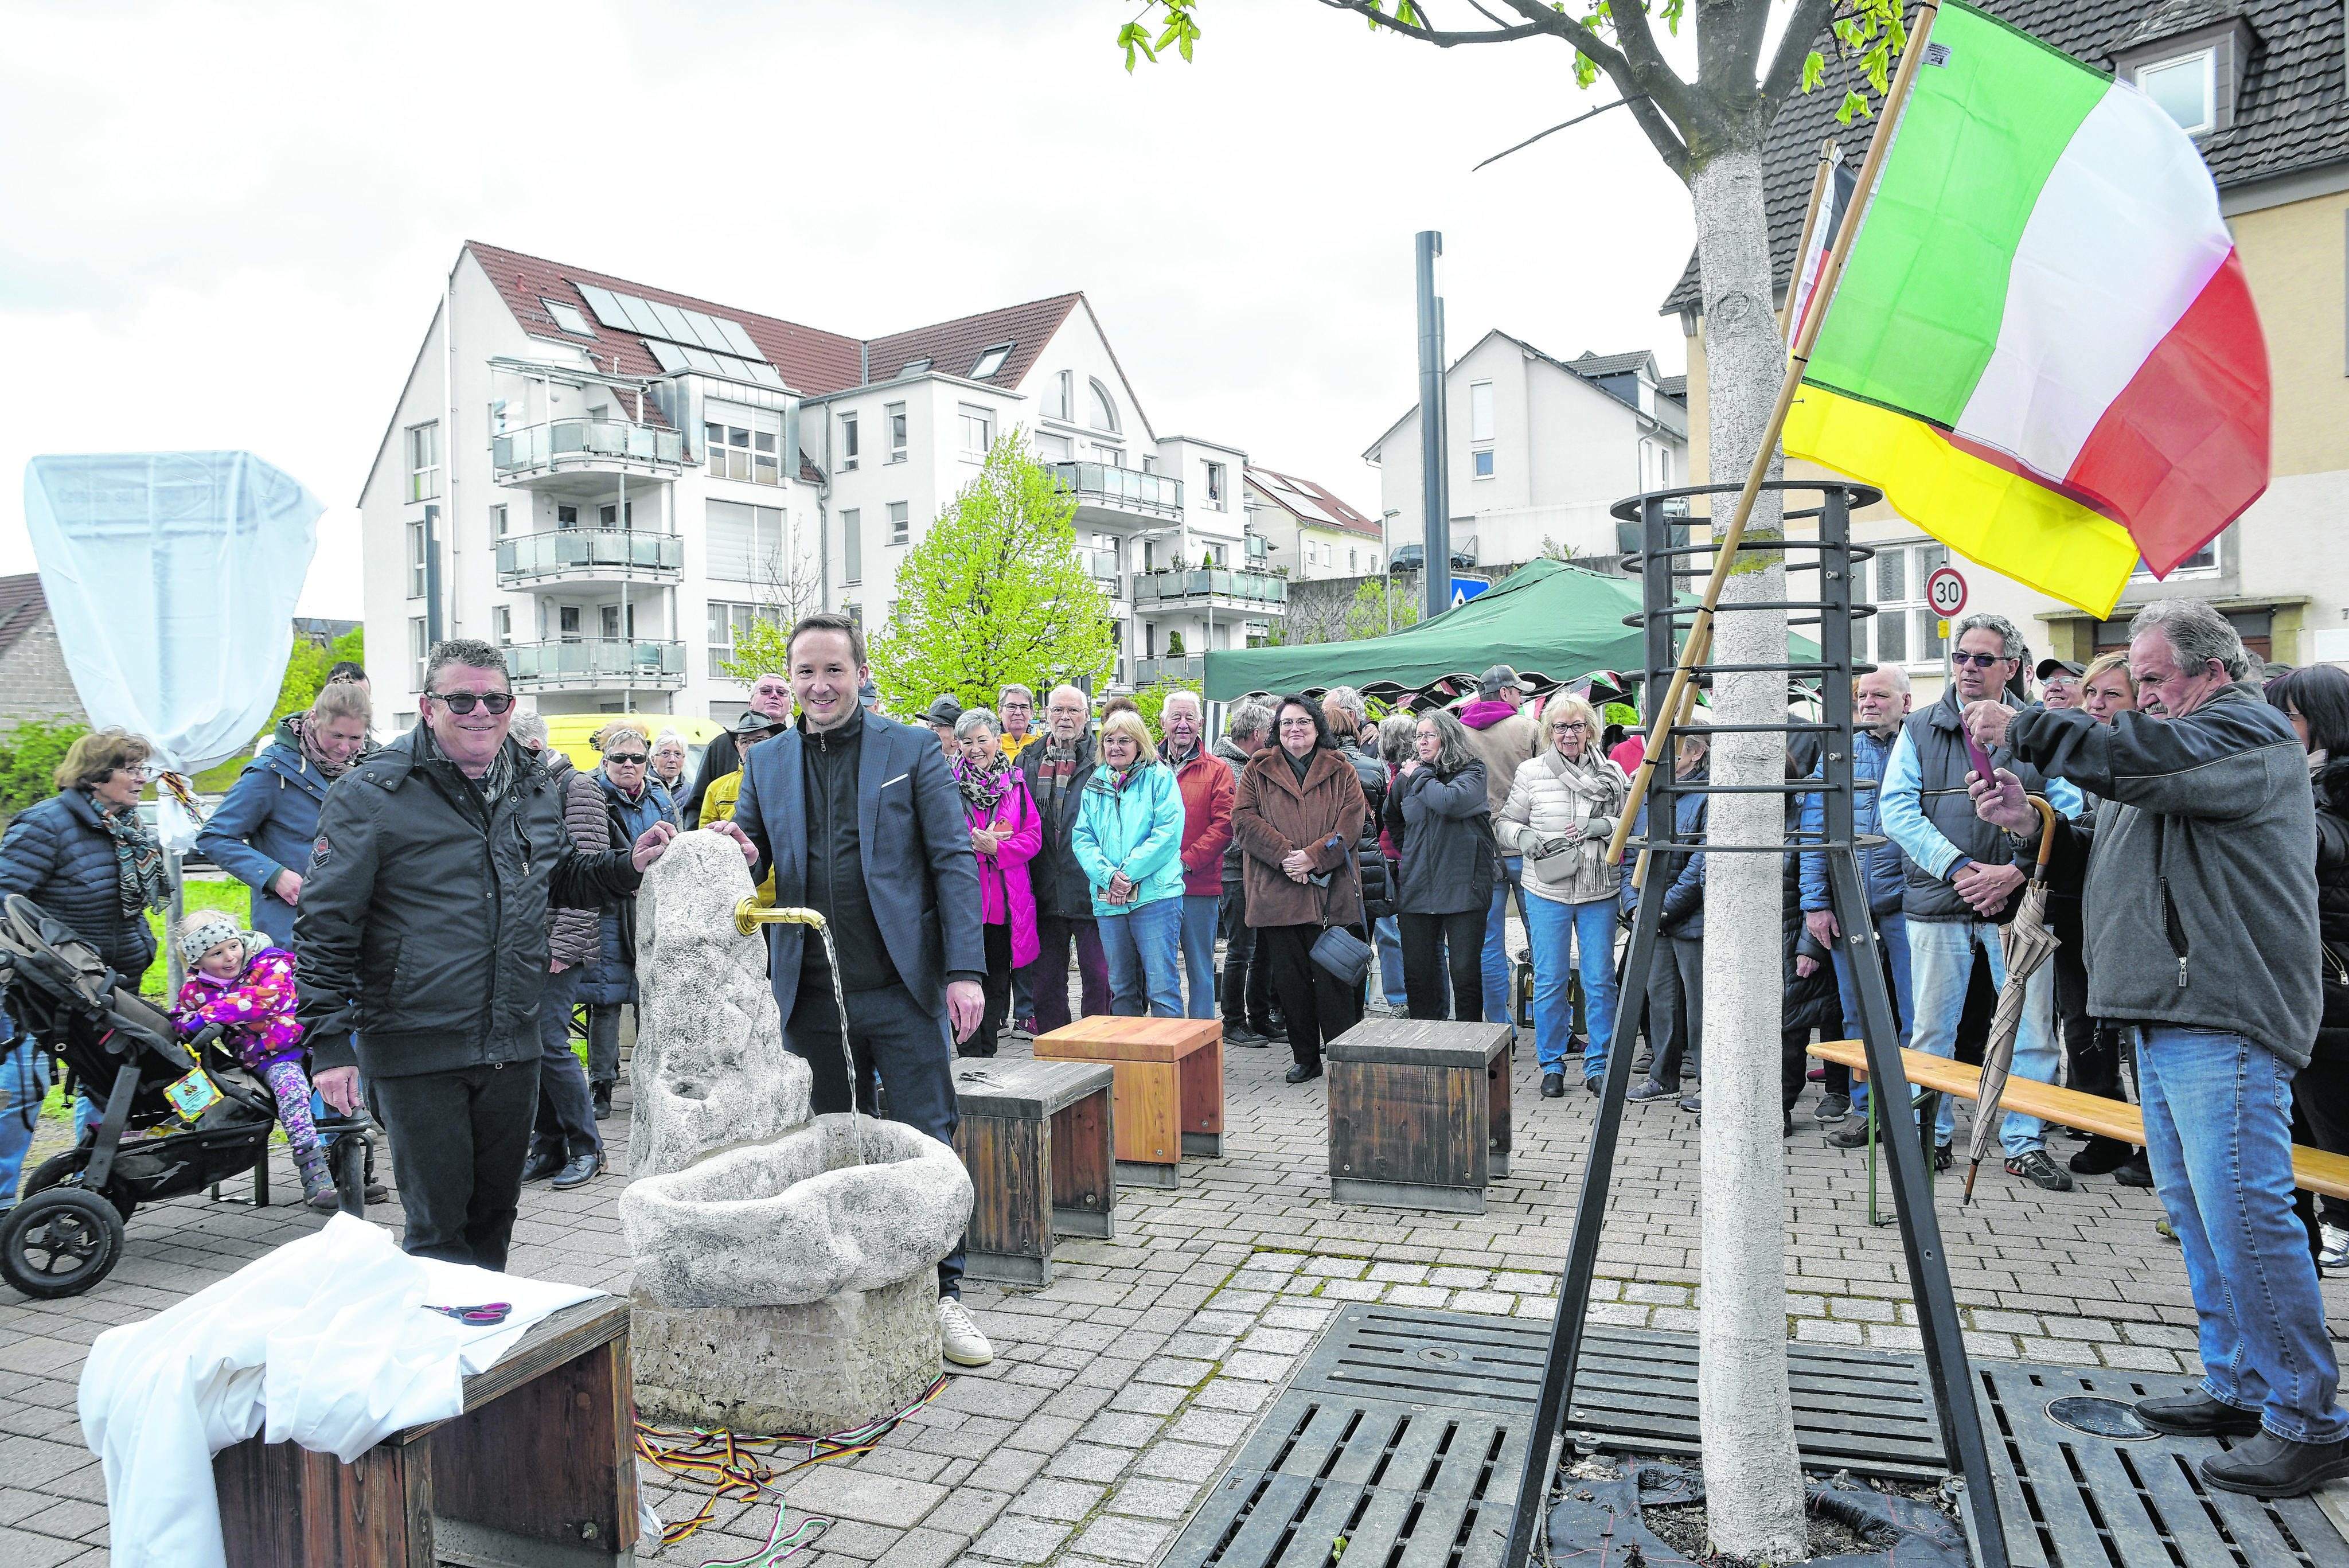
[939, 1296, 993, 1367]
[2322, 1224, 2349, 1272]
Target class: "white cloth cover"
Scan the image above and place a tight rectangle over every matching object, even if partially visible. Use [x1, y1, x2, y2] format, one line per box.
[78, 1215, 600, 1568]
[22, 451, 323, 782]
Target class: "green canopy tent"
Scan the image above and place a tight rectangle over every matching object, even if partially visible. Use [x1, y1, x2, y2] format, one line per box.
[1202, 557, 1823, 703]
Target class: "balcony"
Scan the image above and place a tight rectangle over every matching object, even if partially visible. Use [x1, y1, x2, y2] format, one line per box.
[492, 419, 686, 489]
[1132, 656, 1207, 686]
[1052, 462, 1184, 523]
[506, 638, 686, 691]
[497, 528, 684, 588]
[1130, 569, 1287, 611]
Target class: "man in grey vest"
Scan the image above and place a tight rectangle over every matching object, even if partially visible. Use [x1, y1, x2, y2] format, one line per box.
[1874, 611, 2082, 1189]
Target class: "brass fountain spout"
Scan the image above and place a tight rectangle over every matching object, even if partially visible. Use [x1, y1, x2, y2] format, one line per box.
[736, 900, 829, 937]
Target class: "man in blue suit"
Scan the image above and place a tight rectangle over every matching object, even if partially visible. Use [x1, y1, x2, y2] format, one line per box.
[716, 611, 993, 1366]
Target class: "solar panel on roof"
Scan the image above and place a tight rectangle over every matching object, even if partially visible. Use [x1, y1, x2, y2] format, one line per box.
[617, 294, 666, 338]
[645, 339, 692, 374]
[680, 345, 725, 376]
[678, 309, 731, 352]
[576, 284, 635, 331]
[747, 362, 785, 388]
[647, 300, 698, 344]
[715, 318, 761, 360]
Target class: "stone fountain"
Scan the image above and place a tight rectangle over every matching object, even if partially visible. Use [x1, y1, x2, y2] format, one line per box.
[618, 832, 973, 1434]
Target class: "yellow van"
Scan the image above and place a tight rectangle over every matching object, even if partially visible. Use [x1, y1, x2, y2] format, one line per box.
[543, 715, 725, 786]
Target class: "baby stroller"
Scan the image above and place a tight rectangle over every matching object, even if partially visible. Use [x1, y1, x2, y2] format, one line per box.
[0, 894, 373, 1299]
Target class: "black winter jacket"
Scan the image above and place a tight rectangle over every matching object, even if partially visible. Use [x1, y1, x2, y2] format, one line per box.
[1337, 740, 1394, 919]
[1384, 760, 1495, 916]
[2312, 759, 2349, 1057]
[1782, 798, 1841, 1036]
[0, 789, 158, 981]
[294, 728, 641, 1078]
[1020, 735, 1099, 921]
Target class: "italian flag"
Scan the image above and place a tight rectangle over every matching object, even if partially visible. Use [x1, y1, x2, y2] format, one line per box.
[1784, 0, 2268, 617]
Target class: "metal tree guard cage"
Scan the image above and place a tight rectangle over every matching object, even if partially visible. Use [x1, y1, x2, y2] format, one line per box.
[1498, 478, 2012, 1568]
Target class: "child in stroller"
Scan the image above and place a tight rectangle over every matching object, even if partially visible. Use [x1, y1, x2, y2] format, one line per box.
[169, 910, 335, 1210]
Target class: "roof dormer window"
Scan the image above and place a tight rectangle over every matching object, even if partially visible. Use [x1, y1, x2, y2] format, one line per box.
[2139, 48, 2216, 134]
[899, 358, 932, 379]
[541, 298, 594, 337]
[970, 342, 1014, 379]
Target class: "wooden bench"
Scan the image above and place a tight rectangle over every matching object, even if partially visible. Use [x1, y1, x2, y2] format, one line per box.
[213, 1295, 637, 1566]
[1034, 1016, 1223, 1189]
[953, 1059, 1118, 1285]
[1808, 1039, 2349, 1199]
[1325, 1019, 1515, 1214]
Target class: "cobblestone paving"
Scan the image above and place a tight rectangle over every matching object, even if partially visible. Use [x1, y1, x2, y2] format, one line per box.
[3, 1003, 2343, 1566]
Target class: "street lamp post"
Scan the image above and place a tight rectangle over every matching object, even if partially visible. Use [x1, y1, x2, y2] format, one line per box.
[1415, 231, 1451, 623]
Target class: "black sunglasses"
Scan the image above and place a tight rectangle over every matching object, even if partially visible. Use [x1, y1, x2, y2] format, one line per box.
[1950, 652, 2007, 669]
[427, 691, 516, 714]
[605, 752, 649, 766]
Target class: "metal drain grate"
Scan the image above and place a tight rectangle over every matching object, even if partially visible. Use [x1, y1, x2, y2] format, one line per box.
[1977, 1361, 2349, 1568]
[1290, 1304, 1950, 1479]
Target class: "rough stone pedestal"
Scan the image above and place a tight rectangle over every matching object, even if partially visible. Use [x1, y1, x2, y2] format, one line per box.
[629, 1271, 942, 1436]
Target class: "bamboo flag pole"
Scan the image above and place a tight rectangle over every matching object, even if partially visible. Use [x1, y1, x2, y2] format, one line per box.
[1778, 139, 1841, 341]
[1606, 0, 1941, 869]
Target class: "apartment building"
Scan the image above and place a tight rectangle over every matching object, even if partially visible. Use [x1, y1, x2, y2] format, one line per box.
[356, 242, 1271, 729]
[1669, 0, 2349, 695]
[1363, 331, 1689, 574]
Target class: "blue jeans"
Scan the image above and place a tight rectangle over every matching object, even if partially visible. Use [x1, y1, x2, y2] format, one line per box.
[1480, 856, 1525, 1033]
[1178, 894, 1219, 1020]
[1523, 895, 1619, 1080]
[1373, 915, 1409, 1009]
[1907, 916, 2054, 1154]
[2139, 1024, 2349, 1444]
[0, 1036, 52, 1212]
[1101, 898, 1185, 1018]
[1833, 910, 1914, 1113]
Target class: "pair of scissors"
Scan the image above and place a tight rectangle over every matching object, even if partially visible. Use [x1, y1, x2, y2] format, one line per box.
[423, 1302, 513, 1325]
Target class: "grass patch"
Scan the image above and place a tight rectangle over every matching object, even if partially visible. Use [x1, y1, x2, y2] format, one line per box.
[139, 880, 254, 997]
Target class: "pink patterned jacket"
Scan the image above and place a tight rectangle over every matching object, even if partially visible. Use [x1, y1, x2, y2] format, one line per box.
[173, 945, 305, 1071]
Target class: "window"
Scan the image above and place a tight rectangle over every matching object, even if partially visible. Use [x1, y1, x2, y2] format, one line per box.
[541, 298, 594, 336]
[889, 502, 910, 545]
[491, 605, 511, 646]
[1204, 462, 1226, 510]
[2139, 49, 2215, 134]
[1092, 443, 1121, 465]
[409, 618, 427, 691]
[1035, 432, 1072, 462]
[1088, 378, 1119, 432]
[559, 606, 583, 641]
[490, 504, 508, 537]
[707, 600, 782, 678]
[1474, 450, 1496, 478]
[887, 402, 908, 461]
[599, 502, 635, 528]
[405, 423, 440, 502]
[1469, 381, 1494, 442]
[1856, 541, 1950, 667]
[959, 404, 992, 460]
[1368, 552, 1379, 573]
[557, 504, 580, 529]
[703, 401, 782, 485]
[1049, 370, 1073, 421]
[970, 342, 1013, 380]
[839, 412, 859, 471]
[407, 521, 427, 598]
[600, 604, 635, 640]
[1349, 548, 1359, 574]
[841, 508, 862, 584]
[2133, 539, 2219, 576]
[899, 358, 931, 377]
[705, 500, 786, 582]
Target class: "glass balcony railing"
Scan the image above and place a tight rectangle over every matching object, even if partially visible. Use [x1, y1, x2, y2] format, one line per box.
[1130, 570, 1287, 607]
[492, 419, 686, 475]
[1133, 656, 1207, 685]
[506, 638, 686, 684]
[1051, 462, 1184, 517]
[497, 529, 684, 583]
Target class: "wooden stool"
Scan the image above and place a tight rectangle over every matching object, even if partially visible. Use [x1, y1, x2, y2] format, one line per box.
[1033, 1016, 1223, 1189]
[1325, 1019, 1514, 1214]
[953, 1059, 1118, 1285]
[213, 1296, 636, 1566]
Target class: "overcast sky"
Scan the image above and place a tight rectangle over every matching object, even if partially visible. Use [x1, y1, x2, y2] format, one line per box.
[1, 0, 1706, 619]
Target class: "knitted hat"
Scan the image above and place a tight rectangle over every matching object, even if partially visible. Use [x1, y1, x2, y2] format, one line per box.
[175, 910, 244, 966]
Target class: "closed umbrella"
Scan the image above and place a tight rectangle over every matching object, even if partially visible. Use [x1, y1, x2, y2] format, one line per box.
[1964, 795, 2061, 1204]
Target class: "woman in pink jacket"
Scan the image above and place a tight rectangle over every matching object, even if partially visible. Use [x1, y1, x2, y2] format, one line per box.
[955, 708, 1043, 1057]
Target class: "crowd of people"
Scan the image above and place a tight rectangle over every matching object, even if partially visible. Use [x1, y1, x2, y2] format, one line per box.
[3, 595, 2347, 1491]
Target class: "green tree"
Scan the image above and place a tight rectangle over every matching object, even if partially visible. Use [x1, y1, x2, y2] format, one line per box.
[717, 613, 790, 685]
[1133, 676, 1203, 736]
[266, 625, 367, 730]
[0, 716, 88, 822]
[868, 432, 1117, 713]
[1343, 578, 1419, 642]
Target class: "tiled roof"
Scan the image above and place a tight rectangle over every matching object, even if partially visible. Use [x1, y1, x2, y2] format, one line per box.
[1244, 467, 1383, 539]
[0, 574, 45, 659]
[468, 241, 865, 397]
[1657, 0, 2346, 316]
[864, 295, 1083, 393]
[1570, 349, 1658, 379]
[1658, 373, 1689, 401]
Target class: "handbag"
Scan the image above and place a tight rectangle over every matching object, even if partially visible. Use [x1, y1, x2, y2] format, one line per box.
[1310, 843, 1375, 987]
[1523, 753, 1602, 888]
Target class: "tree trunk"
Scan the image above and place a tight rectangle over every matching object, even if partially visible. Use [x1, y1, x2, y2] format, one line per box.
[1687, 139, 1809, 1562]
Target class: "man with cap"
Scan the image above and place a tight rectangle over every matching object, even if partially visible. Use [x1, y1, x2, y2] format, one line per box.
[924, 695, 965, 758]
[2038, 658, 2086, 712]
[1458, 665, 1541, 1031]
[684, 670, 792, 825]
[860, 680, 885, 715]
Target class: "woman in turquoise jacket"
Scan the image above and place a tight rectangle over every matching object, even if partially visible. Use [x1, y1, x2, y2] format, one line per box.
[1071, 709, 1188, 1017]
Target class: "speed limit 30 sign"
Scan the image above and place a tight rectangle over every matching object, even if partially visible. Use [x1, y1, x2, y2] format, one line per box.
[1926, 565, 1968, 619]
